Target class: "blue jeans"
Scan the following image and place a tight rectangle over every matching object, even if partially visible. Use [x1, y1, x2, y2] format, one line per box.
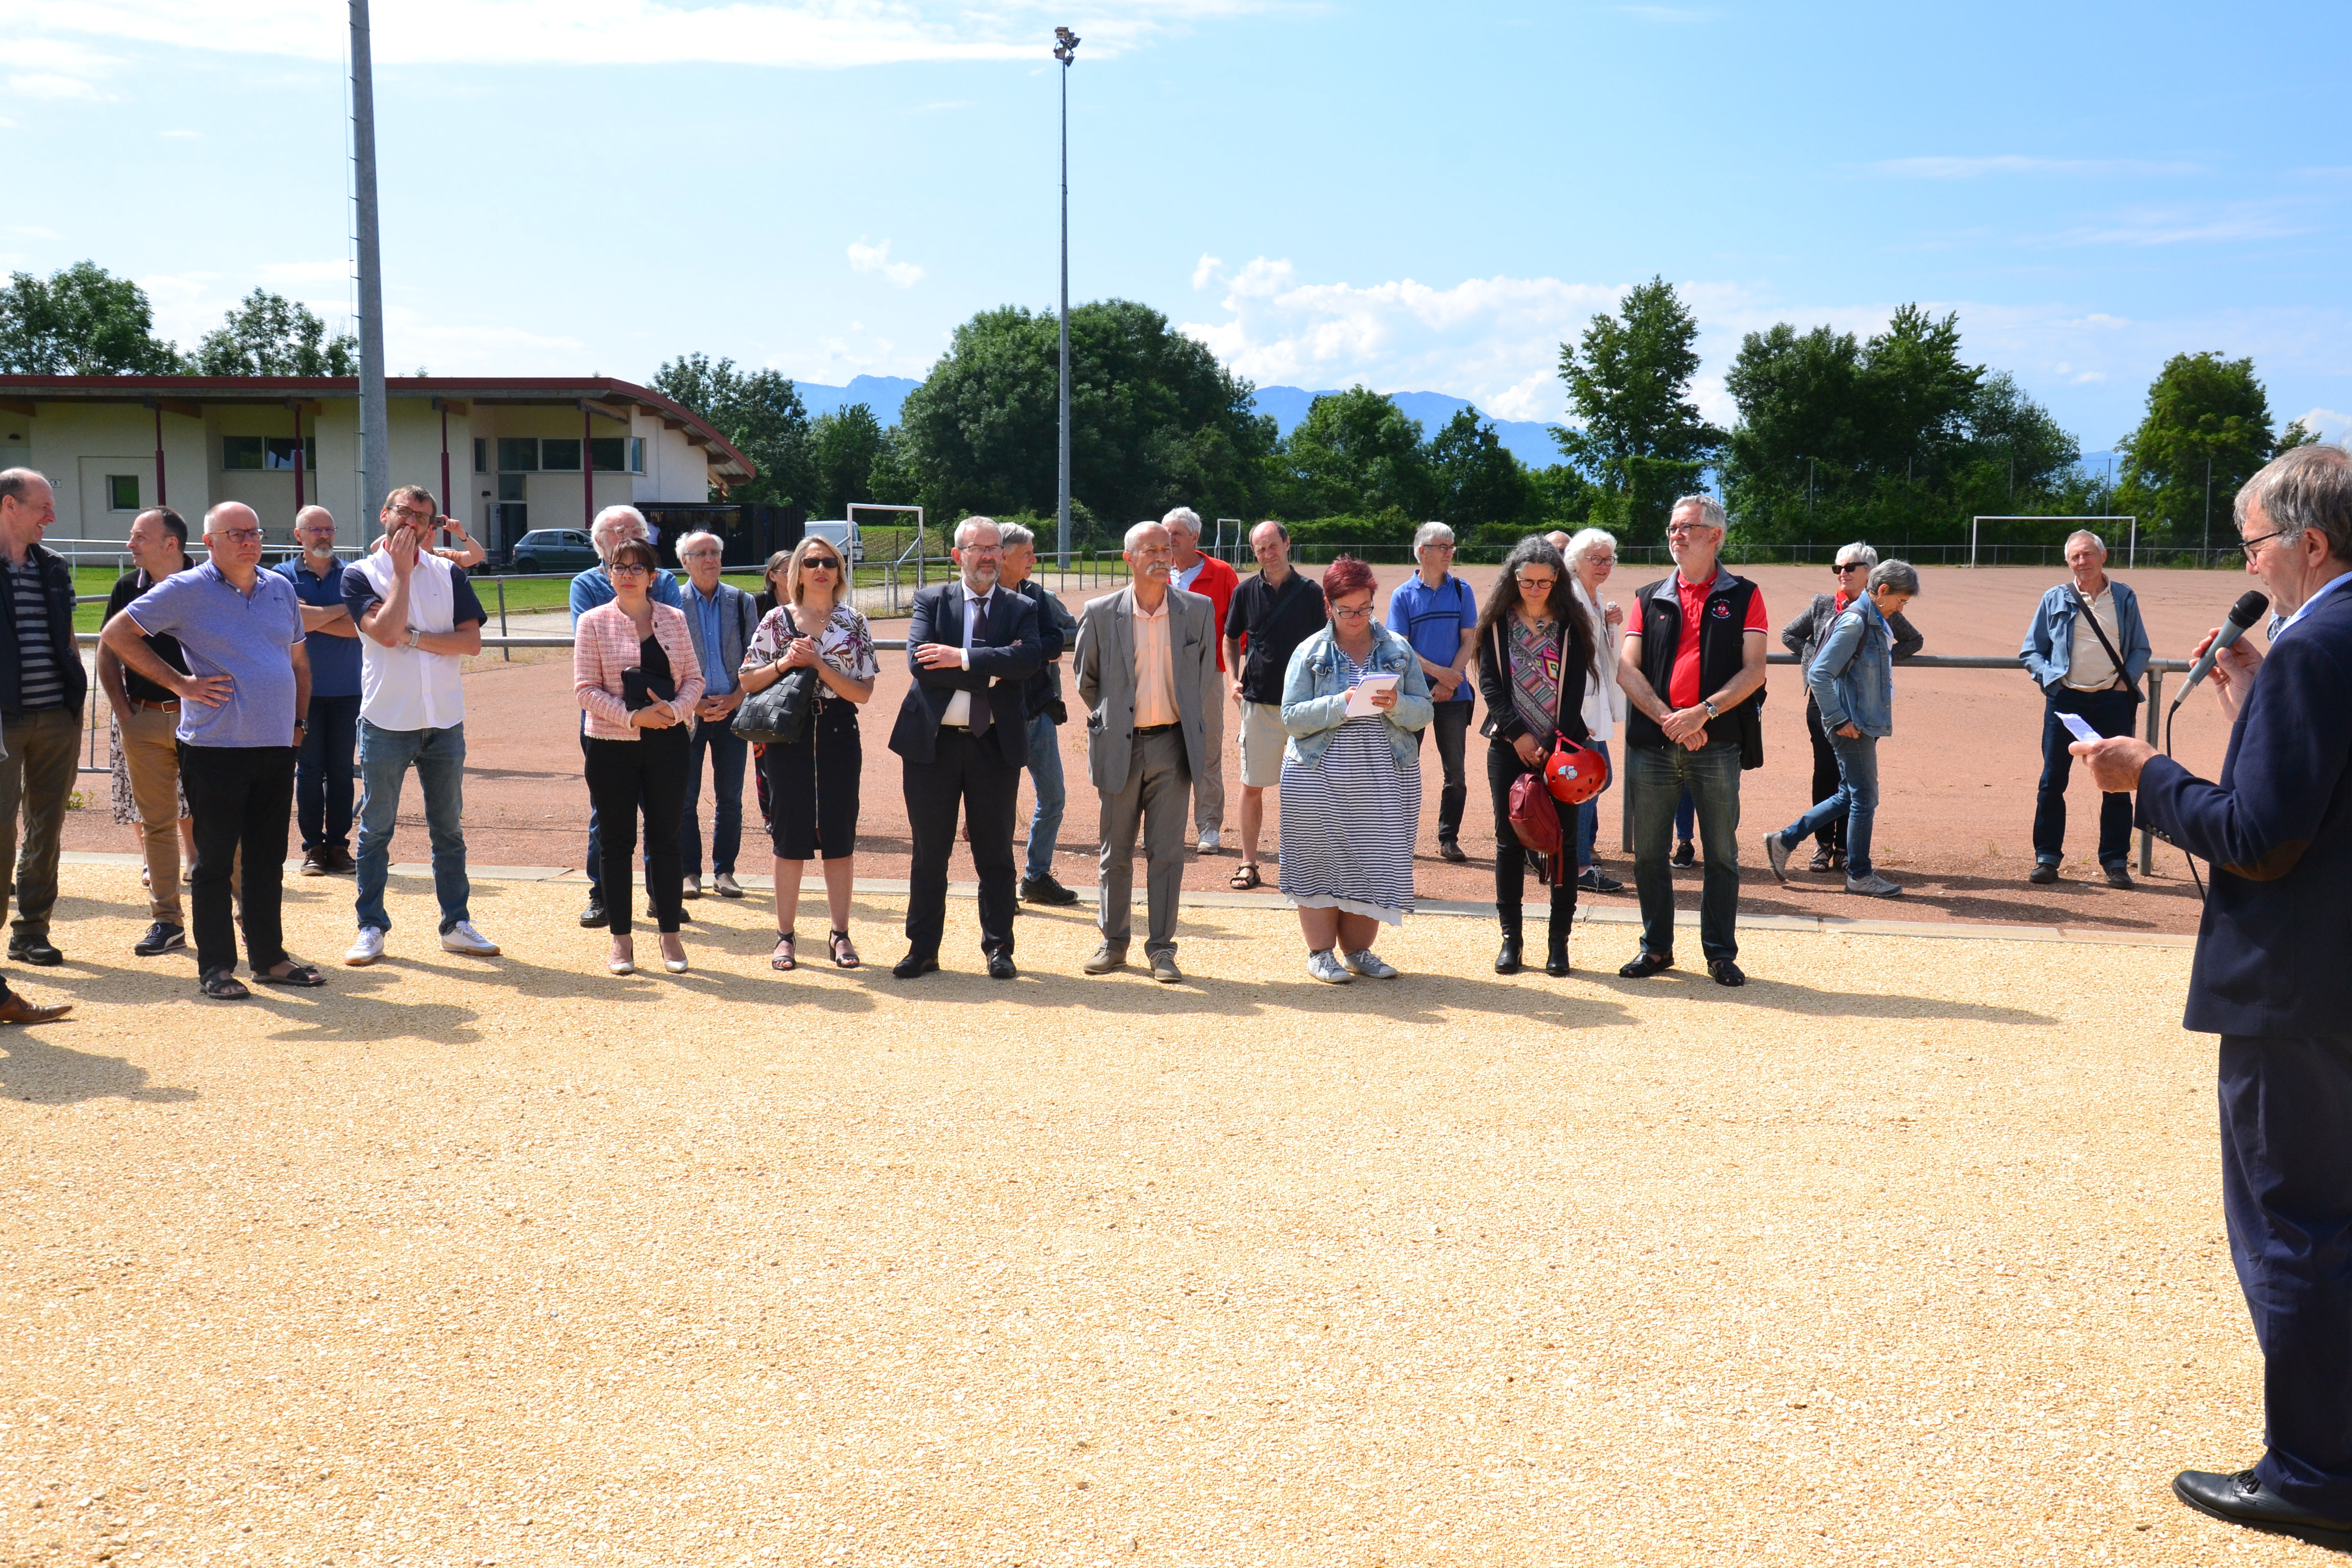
[354, 719, 471, 935]
[1675, 787, 1695, 842]
[1575, 738, 1612, 870]
[680, 717, 748, 878]
[1022, 710, 1067, 884]
[1779, 730, 1879, 876]
[1630, 740, 1744, 962]
[296, 692, 361, 852]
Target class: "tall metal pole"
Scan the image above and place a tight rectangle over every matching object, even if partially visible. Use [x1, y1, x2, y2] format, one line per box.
[350, 0, 389, 525]
[1054, 28, 1080, 575]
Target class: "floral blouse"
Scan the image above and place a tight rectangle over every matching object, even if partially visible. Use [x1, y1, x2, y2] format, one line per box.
[742, 601, 878, 701]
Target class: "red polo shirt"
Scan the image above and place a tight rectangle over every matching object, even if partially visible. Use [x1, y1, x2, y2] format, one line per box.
[1625, 569, 1770, 709]
[1177, 553, 1241, 671]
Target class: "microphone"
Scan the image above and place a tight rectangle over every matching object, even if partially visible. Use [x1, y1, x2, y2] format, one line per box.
[2174, 590, 2270, 706]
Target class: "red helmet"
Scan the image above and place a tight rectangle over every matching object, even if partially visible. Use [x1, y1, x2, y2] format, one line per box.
[1543, 740, 1609, 805]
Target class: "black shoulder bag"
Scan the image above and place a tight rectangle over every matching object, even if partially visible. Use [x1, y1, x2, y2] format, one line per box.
[2067, 586, 2142, 705]
[732, 606, 818, 745]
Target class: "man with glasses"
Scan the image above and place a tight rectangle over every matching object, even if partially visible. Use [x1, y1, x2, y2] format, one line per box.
[673, 531, 757, 900]
[0, 470, 87, 968]
[338, 486, 500, 967]
[1780, 543, 1923, 872]
[1387, 521, 1481, 862]
[1615, 495, 1770, 986]
[2019, 529, 2149, 888]
[998, 523, 1081, 908]
[103, 502, 326, 999]
[98, 505, 199, 957]
[274, 506, 363, 877]
[569, 505, 682, 927]
[1222, 521, 1326, 889]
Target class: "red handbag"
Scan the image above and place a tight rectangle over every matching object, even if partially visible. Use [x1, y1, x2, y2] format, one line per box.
[1496, 623, 1594, 886]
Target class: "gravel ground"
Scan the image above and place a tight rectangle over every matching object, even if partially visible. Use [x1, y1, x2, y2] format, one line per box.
[0, 868, 2319, 1566]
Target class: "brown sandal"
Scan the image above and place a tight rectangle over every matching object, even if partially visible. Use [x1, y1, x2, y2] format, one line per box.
[771, 933, 796, 971]
[828, 930, 860, 969]
[1229, 863, 1262, 890]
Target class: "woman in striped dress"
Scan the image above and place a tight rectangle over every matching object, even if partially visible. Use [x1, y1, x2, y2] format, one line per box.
[1277, 556, 1434, 984]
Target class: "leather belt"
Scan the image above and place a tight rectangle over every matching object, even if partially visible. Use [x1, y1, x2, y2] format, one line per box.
[131, 698, 180, 712]
[1132, 722, 1178, 737]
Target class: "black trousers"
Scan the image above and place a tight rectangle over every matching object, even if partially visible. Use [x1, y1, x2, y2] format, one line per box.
[2220, 1034, 2352, 1515]
[1802, 694, 1846, 851]
[584, 730, 689, 936]
[296, 692, 361, 853]
[904, 728, 1020, 959]
[1487, 739, 1578, 930]
[1416, 701, 1474, 843]
[179, 743, 295, 977]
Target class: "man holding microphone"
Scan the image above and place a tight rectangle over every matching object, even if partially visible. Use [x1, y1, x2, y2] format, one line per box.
[2073, 443, 2352, 1548]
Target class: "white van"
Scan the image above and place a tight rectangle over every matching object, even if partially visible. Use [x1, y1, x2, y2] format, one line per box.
[801, 520, 863, 565]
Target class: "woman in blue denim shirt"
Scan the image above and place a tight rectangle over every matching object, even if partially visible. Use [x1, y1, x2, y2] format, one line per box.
[1762, 559, 1919, 897]
[1277, 557, 1434, 984]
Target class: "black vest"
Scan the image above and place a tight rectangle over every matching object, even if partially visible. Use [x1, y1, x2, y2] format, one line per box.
[1626, 572, 1765, 763]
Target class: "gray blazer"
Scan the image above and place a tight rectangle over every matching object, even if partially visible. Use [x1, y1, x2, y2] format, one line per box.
[678, 580, 759, 688]
[1073, 584, 1218, 796]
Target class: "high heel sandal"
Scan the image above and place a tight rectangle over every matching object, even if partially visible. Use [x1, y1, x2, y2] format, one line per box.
[771, 932, 796, 971]
[828, 929, 859, 969]
[608, 939, 635, 976]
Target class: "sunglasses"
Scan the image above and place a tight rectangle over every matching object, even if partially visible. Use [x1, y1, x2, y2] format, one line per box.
[1834, 561, 1867, 573]
[803, 557, 839, 571]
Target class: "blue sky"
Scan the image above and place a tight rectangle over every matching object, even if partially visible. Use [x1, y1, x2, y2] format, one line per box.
[5, 0, 2348, 457]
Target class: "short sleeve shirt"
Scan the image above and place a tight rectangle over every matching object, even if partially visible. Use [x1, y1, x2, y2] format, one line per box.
[1225, 569, 1328, 705]
[1625, 569, 1769, 709]
[1384, 572, 1480, 701]
[124, 560, 306, 747]
[272, 556, 363, 698]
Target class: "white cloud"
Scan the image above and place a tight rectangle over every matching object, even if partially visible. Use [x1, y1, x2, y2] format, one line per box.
[1189, 253, 1222, 290]
[5, 225, 61, 240]
[2291, 407, 2352, 444]
[5, 73, 108, 100]
[847, 238, 923, 288]
[0, 0, 1264, 69]
[1871, 155, 2204, 180]
[0, 36, 121, 99]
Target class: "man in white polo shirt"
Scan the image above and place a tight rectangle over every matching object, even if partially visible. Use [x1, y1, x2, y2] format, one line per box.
[340, 485, 500, 965]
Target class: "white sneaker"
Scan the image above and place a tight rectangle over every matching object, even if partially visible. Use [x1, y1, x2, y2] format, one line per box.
[1306, 948, 1353, 985]
[440, 920, 501, 956]
[344, 927, 385, 966]
[1341, 948, 1400, 979]
[1196, 827, 1222, 854]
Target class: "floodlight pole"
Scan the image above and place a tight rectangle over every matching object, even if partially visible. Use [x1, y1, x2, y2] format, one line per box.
[350, 0, 389, 524]
[1054, 27, 1080, 576]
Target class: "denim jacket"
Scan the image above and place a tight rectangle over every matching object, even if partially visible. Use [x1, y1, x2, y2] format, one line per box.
[2019, 579, 2149, 694]
[1806, 596, 1894, 739]
[1279, 623, 1433, 770]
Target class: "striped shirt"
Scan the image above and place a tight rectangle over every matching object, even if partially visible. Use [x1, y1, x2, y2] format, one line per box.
[7, 555, 63, 711]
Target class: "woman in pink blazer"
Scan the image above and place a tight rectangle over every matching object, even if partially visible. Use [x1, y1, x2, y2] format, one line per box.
[575, 539, 705, 975]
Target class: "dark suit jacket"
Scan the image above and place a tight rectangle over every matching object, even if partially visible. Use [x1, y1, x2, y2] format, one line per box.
[2137, 581, 2352, 1037]
[887, 581, 1043, 768]
[0, 543, 87, 717]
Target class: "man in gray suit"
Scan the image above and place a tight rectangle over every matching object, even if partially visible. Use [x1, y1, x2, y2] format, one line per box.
[1074, 521, 1217, 983]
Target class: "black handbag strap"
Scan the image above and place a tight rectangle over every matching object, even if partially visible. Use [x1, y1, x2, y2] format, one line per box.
[2068, 585, 2130, 687]
[1491, 618, 1572, 742]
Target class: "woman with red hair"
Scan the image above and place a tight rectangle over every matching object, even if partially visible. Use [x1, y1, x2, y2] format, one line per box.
[1275, 556, 1434, 983]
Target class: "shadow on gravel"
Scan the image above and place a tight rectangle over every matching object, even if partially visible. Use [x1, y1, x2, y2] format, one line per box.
[1589, 969, 2054, 1025]
[0, 1032, 198, 1106]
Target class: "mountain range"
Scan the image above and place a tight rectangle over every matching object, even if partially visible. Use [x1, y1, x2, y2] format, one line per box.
[790, 376, 1564, 467]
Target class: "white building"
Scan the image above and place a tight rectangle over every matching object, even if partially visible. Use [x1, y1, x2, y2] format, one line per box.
[0, 374, 756, 558]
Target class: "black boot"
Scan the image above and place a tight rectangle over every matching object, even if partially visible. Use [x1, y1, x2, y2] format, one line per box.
[1546, 885, 1574, 975]
[1495, 906, 1524, 973]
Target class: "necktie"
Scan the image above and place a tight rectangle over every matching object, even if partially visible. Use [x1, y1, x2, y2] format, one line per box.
[967, 593, 992, 739]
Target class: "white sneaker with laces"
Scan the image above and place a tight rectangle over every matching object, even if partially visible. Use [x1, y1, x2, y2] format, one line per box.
[345, 927, 385, 967]
[440, 919, 502, 955]
[1196, 827, 1222, 854]
[1341, 948, 1400, 979]
[1306, 948, 1354, 985]
[1845, 872, 1903, 898]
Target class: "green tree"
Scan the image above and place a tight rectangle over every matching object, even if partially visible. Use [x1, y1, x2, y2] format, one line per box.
[191, 288, 357, 376]
[1554, 277, 1723, 538]
[1272, 386, 1433, 521]
[651, 353, 813, 508]
[1427, 407, 1534, 531]
[0, 260, 183, 373]
[2115, 352, 2281, 547]
[896, 299, 1271, 536]
[807, 402, 886, 518]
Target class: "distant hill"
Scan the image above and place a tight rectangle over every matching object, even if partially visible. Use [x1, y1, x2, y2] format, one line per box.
[796, 374, 920, 424]
[1251, 386, 1564, 467]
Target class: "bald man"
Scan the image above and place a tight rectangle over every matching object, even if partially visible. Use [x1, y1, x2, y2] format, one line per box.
[273, 505, 362, 874]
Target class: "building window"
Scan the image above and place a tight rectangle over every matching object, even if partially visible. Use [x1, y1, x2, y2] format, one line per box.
[474, 438, 487, 474]
[107, 475, 141, 511]
[497, 474, 528, 502]
[496, 437, 539, 472]
[264, 437, 316, 471]
[541, 438, 581, 472]
[589, 436, 625, 473]
[222, 435, 265, 470]
[629, 437, 645, 474]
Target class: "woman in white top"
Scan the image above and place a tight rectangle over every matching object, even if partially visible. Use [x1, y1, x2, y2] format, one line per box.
[1565, 527, 1627, 892]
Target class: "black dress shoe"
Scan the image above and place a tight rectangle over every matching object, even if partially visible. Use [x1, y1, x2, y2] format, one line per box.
[2104, 863, 2135, 889]
[987, 952, 1017, 980]
[1437, 838, 1469, 864]
[1708, 957, 1747, 987]
[9, 939, 62, 967]
[2028, 862, 2059, 885]
[1619, 950, 1673, 979]
[579, 893, 608, 928]
[891, 950, 939, 980]
[2175, 1468, 2352, 1548]
[1494, 936, 1523, 974]
[1020, 874, 1080, 906]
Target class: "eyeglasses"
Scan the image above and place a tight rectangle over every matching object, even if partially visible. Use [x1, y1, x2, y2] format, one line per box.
[1330, 603, 1377, 620]
[1422, 541, 1456, 552]
[680, 551, 722, 563]
[609, 563, 651, 578]
[1664, 523, 1718, 538]
[1834, 561, 1867, 573]
[212, 528, 264, 545]
[2239, 529, 2287, 560]
[1516, 575, 1557, 592]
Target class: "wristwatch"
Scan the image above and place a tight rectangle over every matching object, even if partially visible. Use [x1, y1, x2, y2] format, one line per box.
[403, 628, 422, 650]
[1702, 699, 1720, 719]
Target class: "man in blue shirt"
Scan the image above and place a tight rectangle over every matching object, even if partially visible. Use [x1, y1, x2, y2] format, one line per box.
[274, 506, 364, 876]
[2018, 530, 2151, 888]
[570, 506, 682, 927]
[1385, 522, 1480, 861]
[673, 531, 756, 900]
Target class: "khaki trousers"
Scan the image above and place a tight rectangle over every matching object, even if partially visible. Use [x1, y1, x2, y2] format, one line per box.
[119, 702, 184, 923]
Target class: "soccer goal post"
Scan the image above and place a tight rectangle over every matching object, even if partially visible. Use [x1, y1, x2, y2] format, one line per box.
[1969, 515, 2139, 570]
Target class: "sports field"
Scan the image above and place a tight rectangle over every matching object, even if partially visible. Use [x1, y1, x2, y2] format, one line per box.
[0, 867, 2314, 1565]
